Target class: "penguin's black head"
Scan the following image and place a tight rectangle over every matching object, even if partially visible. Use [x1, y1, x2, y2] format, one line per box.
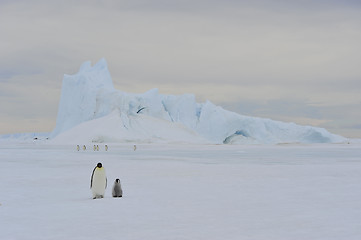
[116, 178, 120, 183]
[97, 162, 102, 168]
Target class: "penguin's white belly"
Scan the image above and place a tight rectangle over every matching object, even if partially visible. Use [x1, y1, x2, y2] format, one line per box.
[92, 169, 106, 197]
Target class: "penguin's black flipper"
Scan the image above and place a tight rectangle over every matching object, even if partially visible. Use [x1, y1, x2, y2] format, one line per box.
[90, 166, 97, 188]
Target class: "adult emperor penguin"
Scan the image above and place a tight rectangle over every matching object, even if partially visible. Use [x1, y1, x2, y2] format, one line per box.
[112, 179, 123, 198]
[90, 162, 107, 199]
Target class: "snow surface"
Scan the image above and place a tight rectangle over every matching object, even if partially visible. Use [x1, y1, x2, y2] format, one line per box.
[1, 142, 361, 240]
[50, 59, 346, 145]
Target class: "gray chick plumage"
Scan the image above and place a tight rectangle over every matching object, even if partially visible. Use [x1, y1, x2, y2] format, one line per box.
[112, 179, 123, 197]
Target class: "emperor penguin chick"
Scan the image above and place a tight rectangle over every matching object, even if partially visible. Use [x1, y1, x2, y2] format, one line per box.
[112, 179, 123, 197]
[90, 162, 107, 199]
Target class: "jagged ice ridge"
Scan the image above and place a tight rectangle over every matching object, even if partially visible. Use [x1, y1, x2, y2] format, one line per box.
[50, 59, 346, 144]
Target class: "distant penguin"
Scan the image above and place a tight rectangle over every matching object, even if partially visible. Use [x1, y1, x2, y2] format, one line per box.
[112, 179, 123, 198]
[90, 162, 107, 199]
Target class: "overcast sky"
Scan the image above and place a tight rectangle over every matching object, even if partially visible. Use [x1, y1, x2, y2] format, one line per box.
[1, 0, 361, 138]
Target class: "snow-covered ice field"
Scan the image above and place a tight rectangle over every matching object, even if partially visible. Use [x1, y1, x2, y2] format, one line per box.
[1, 142, 361, 240]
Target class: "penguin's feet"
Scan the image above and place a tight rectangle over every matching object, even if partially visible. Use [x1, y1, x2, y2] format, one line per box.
[93, 195, 104, 199]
